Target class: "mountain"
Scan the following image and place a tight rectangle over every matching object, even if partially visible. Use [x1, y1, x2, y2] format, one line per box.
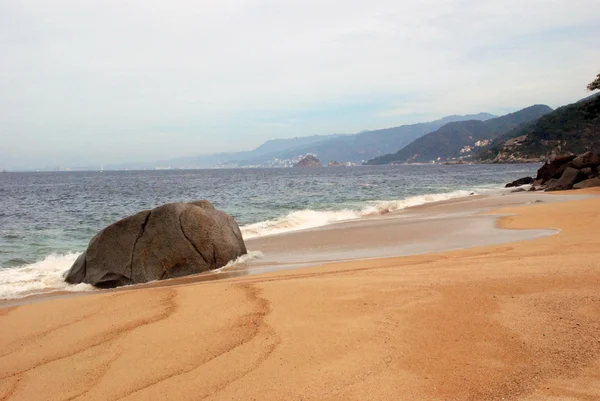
[364, 105, 552, 165]
[104, 113, 497, 170]
[234, 112, 496, 166]
[105, 134, 346, 170]
[250, 134, 349, 156]
[478, 95, 600, 162]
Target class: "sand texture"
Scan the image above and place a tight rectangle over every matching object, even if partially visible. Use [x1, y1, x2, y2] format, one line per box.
[1, 189, 600, 400]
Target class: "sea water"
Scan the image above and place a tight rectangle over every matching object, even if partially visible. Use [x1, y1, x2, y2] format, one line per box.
[0, 164, 538, 299]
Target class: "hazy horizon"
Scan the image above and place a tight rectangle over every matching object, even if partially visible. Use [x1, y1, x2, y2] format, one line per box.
[2, 0, 599, 170]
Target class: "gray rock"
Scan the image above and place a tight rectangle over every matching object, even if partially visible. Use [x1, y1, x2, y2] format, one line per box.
[545, 167, 585, 192]
[531, 179, 544, 187]
[511, 187, 526, 193]
[568, 151, 600, 170]
[573, 177, 600, 189]
[65, 201, 247, 288]
[536, 154, 577, 183]
[543, 179, 557, 190]
[505, 177, 534, 188]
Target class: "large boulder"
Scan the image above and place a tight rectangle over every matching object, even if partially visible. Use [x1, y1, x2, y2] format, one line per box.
[505, 177, 534, 188]
[536, 154, 577, 183]
[65, 201, 247, 288]
[545, 167, 585, 192]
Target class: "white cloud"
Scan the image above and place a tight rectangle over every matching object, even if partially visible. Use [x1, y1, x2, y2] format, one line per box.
[1, 0, 599, 168]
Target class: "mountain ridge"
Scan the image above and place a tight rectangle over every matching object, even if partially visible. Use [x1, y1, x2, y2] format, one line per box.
[105, 112, 497, 169]
[364, 105, 552, 165]
[478, 95, 600, 162]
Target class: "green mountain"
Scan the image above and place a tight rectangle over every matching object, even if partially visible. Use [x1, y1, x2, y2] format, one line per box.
[365, 105, 552, 165]
[478, 94, 600, 162]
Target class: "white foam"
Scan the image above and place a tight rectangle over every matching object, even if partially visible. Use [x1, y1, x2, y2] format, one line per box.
[0, 253, 95, 300]
[360, 189, 478, 216]
[241, 187, 505, 239]
[241, 209, 362, 238]
[223, 250, 264, 268]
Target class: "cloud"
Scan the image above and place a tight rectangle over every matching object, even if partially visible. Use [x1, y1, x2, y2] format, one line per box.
[1, 0, 599, 168]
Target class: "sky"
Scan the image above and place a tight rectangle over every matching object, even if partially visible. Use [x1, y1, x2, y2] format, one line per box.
[1, 0, 599, 169]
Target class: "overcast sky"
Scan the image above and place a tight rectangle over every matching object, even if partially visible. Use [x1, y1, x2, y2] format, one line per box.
[1, 0, 599, 169]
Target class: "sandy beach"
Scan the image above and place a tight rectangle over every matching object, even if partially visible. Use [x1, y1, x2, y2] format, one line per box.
[2, 189, 600, 400]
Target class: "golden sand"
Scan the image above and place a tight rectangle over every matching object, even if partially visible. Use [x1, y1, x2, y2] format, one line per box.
[1, 189, 600, 400]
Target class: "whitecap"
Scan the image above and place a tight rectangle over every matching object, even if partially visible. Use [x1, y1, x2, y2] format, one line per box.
[241, 187, 506, 239]
[0, 253, 95, 300]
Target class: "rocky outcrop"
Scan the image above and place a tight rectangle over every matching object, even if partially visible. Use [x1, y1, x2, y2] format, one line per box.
[545, 167, 584, 192]
[568, 152, 600, 170]
[295, 155, 321, 167]
[491, 153, 542, 163]
[535, 154, 577, 182]
[506, 152, 600, 193]
[65, 201, 247, 288]
[505, 177, 534, 188]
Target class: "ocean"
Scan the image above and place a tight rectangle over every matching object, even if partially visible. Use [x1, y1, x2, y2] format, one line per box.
[0, 164, 538, 299]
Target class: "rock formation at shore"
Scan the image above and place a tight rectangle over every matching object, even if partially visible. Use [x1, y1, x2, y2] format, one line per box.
[505, 176, 534, 188]
[64, 200, 247, 288]
[505, 151, 600, 192]
[294, 155, 321, 167]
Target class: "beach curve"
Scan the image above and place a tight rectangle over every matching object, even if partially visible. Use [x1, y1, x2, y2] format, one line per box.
[1, 189, 600, 400]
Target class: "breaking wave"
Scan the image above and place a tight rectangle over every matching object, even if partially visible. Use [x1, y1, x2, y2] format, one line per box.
[0, 250, 267, 300]
[0, 253, 95, 300]
[223, 250, 264, 268]
[241, 188, 501, 239]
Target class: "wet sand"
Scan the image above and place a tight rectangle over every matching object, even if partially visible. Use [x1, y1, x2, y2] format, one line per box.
[237, 191, 589, 273]
[1, 189, 600, 400]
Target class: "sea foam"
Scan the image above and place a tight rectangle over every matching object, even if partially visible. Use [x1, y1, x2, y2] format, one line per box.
[223, 250, 264, 268]
[0, 251, 266, 300]
[0, 253, 95, 300]
[241, 188, 500, 239]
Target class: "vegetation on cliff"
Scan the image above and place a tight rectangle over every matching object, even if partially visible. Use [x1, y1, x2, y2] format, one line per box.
[478, 94, 600, 162]
[588, 73, 600, 92]
[365, 105, 551, 165]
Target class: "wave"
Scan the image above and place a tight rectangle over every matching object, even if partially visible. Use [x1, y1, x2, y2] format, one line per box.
[0, 250, 266, 300]
[0, 253, 95, 300]
[359, 189, 480, 216]
[241, 187, 503, 239]
[241, 209, 361, 239]
[223, 250, 264, 268]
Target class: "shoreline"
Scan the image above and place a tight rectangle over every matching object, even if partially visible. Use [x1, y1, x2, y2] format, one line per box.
[2, 189, 600, 399]
[1, 189, 595, 307]
[0, 185, 511, 303]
